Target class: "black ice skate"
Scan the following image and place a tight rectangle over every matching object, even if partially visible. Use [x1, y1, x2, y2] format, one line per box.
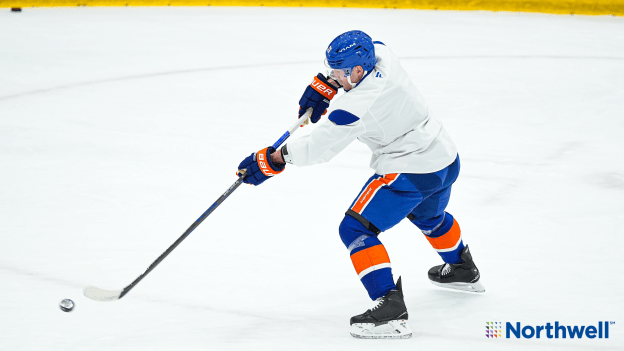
[428, 245, 485, 293]
[350, 277, 412, 339]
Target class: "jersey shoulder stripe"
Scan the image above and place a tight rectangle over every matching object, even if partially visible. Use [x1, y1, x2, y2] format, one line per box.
[328, 109, 361, 125]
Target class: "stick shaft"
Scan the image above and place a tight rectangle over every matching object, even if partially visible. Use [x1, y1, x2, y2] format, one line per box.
[272, 112, 311, 149]
[119, 175, 246, 298]
[116, 110, 311, 299]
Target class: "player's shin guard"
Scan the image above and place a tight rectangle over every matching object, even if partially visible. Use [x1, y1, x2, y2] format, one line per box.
[339, 215, 395, 300]
[411, 212, 464, 264]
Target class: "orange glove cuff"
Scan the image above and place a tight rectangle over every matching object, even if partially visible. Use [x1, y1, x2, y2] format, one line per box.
[257, 147, 285, 177]
[311, 76, 337, 100]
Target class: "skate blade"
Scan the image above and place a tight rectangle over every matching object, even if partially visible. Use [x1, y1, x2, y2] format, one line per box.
[430, 279, 485, 293]
[350, 320, 412, 339]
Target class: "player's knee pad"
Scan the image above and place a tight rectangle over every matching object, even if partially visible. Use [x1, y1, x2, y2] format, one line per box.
[409, 213, 445, 234]
[339, 214, 394, 300]
[339, 214, 378, 249]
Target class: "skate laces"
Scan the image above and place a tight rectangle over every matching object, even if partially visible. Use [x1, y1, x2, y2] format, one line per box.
[370, 297, 385, 311]
[441, 263, 452, 276]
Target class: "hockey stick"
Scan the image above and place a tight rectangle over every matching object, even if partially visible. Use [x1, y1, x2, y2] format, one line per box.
[84, 110, 312, 302]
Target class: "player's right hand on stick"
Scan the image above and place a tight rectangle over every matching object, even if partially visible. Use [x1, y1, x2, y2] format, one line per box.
[298, 73, 338, 124]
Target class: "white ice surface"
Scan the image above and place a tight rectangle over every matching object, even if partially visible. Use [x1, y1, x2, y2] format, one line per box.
[1, 6, 624, 351]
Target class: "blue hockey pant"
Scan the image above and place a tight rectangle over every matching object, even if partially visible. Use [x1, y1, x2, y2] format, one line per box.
[339, 155, 464, 300]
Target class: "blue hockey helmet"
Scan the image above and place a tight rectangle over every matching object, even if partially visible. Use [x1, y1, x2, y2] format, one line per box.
[325, 30, 377, 76]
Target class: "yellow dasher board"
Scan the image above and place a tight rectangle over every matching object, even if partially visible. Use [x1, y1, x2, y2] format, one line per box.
[1, 0, 623, 17]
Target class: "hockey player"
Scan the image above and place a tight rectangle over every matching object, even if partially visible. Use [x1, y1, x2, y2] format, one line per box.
[237, 30, 484, 339]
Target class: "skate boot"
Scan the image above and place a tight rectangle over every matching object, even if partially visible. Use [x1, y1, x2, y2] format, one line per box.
[428, 245, 485, 293]
[350, 277, 412, 339]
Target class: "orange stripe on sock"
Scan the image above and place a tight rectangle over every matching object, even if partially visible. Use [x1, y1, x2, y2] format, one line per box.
[425, 218, 461, 250]
[350, 245, 391, 276]
[351, 174, 398, 214]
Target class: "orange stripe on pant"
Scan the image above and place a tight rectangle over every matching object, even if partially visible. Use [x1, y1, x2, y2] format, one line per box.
[350, 244, 391, 276]
[351, 173, 398, 214]
[424, 218, 461, 251]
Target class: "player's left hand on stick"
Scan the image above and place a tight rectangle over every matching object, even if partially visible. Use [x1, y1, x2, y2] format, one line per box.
[237, 147, 285, 186]
[299, 73, 338, 124]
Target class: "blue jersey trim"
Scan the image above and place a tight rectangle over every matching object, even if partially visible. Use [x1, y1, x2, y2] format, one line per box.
[328, 109, 361, 125]
[373, 41, 385, 46]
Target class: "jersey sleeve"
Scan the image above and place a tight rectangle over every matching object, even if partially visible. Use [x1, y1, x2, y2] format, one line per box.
[285, 110, 366, 167]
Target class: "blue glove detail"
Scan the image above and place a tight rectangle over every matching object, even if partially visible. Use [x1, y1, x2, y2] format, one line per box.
[298, 73, 338, 123]
[237, 147, 285, 186]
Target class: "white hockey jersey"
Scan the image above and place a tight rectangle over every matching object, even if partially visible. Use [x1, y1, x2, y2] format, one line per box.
[285, 43, 458, 175]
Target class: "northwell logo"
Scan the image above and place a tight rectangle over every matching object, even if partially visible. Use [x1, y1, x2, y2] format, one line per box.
[487, 321, 614, 339]
[485, 322, 502, 338]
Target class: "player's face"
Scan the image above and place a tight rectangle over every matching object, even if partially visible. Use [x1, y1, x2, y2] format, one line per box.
[331, 68, 349, 79]
[329, 68, 349, 82]
[330, 67, 364, 91]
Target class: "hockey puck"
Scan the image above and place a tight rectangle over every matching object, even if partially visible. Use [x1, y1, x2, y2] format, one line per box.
[11, 8, 22, 12]
[59, 299, 74, 312]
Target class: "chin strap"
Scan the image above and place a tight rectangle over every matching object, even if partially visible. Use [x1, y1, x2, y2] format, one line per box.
[347, 71, 367, 90]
